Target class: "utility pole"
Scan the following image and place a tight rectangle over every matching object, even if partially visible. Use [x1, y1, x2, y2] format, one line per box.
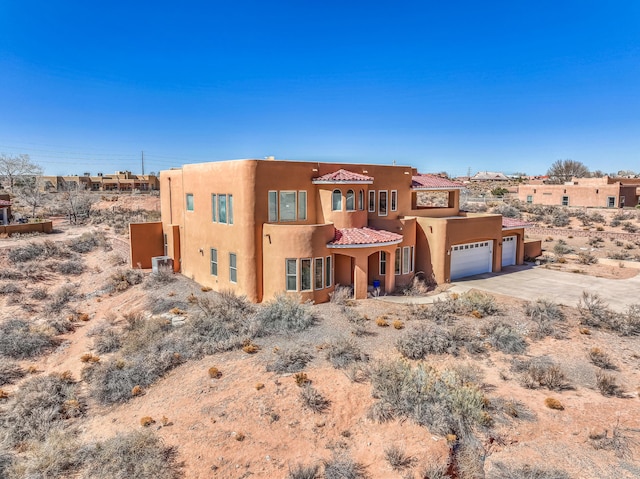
[141, 151, 145, 175]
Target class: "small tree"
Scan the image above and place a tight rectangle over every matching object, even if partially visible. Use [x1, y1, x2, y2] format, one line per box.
[0, 154, 42, 191]
[15, 176, 49, 218]
[546, 159, 590, 184]
[60, 183, 95, 224]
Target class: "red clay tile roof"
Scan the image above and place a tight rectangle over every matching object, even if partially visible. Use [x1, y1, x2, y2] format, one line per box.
[328, 227, 403, 248]
[501, 217, 531, 228]
[411, 174, 465, 189]
[312, 169, 374, 184]
[0, 200, 11, 206]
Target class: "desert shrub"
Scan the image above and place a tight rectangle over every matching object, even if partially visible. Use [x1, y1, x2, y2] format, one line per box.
[524, 299, 565, 338]
[384, 445, 414, 471]
[44, 284, 77, 313]
[411, 297, 459, 324]
[588, 347, 616, 370]
[369, 361, 489, 437]
[0, 359, 24, 386]
[552, 239, 573, 256]
[512, 357, 569, 391]
[595, 370, 624, 397]
[576, 252, 597, 265]
[144, 265, 176, 288]
[590, 212, 605, 223]
[0, 269, 23, 280]
[402, 276, 433, 296]
[0, 374, 83, 446]
[329, 285, 353, 305]
[8, 240, 71, 263]
[588, 422, 632, 458]
[578, 292, 613, 328]
[83, 430, 182, 479]
[544, 397, 564, 410]
[255, 293, 316, 334]
[491, 204, 521, 218]
[30, 286, 48, 300]
[0, 319, 55, 359]
[146, 296, 188, 315]
[299, 385, 330, 413]
[420, 463, 448, 479]
[482, 320, 527, 354]
[288, 463, 321, 479]
[67, 231, 105, 253]
[458, 291, 500, 317]
[323, 452, 367, 479]
[489, 462, 570, 479]
[0, 283, 21, 295]
[587, 237, 604, 247]
[56, 259, 86, 275]
[325, 337, 369, 369]
[396, 324, 454, 359]
[108, 268, 144, 292]
[94, 328, 122, 354]
[266, 347, 313, 373]
[550, 210, 570, 227]
[47, 316, 76, 334]
[622, 221, 638, 233]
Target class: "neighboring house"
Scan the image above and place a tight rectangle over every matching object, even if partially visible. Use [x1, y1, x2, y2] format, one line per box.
[130, 159, 530, 303]
[518, 176, 640, 208]
[471, 171, 510, 181]
[40, 171, 159, 192]
[0, 193, 11, 225]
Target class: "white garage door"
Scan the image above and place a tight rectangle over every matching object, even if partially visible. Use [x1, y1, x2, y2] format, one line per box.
[502, 236, 517, 267]
[450, 241, 493, 280]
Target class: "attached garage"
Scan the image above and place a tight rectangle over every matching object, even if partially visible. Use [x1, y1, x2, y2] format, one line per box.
[501, 236, 517, 267]
[450, 240, 493, 280]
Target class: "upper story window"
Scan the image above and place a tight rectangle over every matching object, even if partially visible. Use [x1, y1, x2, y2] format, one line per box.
[218, 195, 227, 223]
[332, 189, 342, 211]
[212, 194, 233, 224]
[358, 190, 364, 210]
[346, 189, 355, 211]
[186, 193, 194, 211]
[368, 190, 376, 212]
[379, 190, 388, 216]
[211, 194, 217, 221]
[268, 190, 307, 222]
[391, 190, 398, 211]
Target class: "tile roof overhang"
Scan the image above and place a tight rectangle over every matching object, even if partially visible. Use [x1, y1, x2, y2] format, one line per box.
[411, 174, 466, 190]
[501, 217, 532, 230]
[0, 200, 11, 206]
[312, 169, 374, 184]
[328, 227, 403, 249]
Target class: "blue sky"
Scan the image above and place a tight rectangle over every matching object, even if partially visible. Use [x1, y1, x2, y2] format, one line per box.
[0, 1, 639, 176]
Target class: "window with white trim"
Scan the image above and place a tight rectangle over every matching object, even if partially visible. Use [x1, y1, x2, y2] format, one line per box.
[325, 255, 332, 287]
[211, 194, 217, 222]
[298, 191, 307, 220]
[391, 190, 398, 211]
[279, 191, 297, 221]
[346, 189, 355, 211]
[395, 248, 401, 275]
[332, 189, 342, 211]
[379, 190, 388, 216]
[358, 190, 364, 210]
[314, 257, 324, 290]
[210, 248, 218, 276]
[228, 195, 233, 224]
[229, 253, 237, 283]
[286, 259, 297, 291]
[379, 251, 386, 275]
[186, 193, 194, 211]
[218, 195, 227, 223]
[268, 191, 277, 221]
[368, 190, 375, 212]
[402, 246, 410, 274]
[301, 258, 312, 291]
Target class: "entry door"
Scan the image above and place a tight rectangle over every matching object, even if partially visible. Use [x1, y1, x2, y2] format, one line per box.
[501, 236, 517, 267]
[450, 241, 493, 280]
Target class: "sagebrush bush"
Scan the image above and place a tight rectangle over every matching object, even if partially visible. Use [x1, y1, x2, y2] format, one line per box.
[8, 240, 71, 263]
[0, 359, 24, 386]
[458, 291, 500, 317]
[489, 462, 570, 479]
[411, 297, 459, 324]
[67, 231, 106, 253]
[552, 239, 574, 256]
[329, 285, 353, 305]
[30, 286, 48, 300]
[512, 357, 569, 391]
[287, 463, 321, 479]
[44, 284, 77, 314]
[396, 324, 454, 359]
[323, 452, 367, 479]
[588, 347, 616, 370]
[0, 374, 83, 446]
[299, 384, 330, 413]
[255, 293, 316, 334]
[56, 259, 86, 275]
[0, 319, 54, 359]
[325, 337, 369, 369]
[384, 444, 414, 471]
[0, 283, 21, 295]
[595, 370, 624, 397]
[93, 328, 122, 354]
[108, 268, 144, 292]
[578, 293, 640, 335]
[369, 361, 489, 437]
[524, 299, 565, 339]
[47, 316, 77, 334]
[82, 430, 182, 479]
[482, 320, 527, 354]
[266, 347, 313, 373]
[144, 265, 176, 288]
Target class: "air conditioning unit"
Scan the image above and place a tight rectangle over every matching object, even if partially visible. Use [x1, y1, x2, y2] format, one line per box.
[151, 256, 173, 273]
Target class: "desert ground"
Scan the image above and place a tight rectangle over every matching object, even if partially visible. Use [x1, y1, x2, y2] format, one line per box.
[0, 194, 639, 479]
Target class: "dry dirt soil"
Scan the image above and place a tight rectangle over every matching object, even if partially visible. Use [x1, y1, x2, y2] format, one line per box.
[0, 198, 639, 479]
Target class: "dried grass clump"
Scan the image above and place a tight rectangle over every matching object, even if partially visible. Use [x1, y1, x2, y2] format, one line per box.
[402, 276, 432, 296]
[329, 285, 353, 305]
[140, 416, 155, 427]
[0, 374, 83, 446]
[384, 444, 415, 470]
[242, 340, 259, 354]
[299, 384, 330, 413]
[524, 299, 565, 338]
[266, 347, 313, 374]
[80, 353, 100, 363]
[544, 397, 564, 410]
[490, 462, 570, 479]
[294, 372, 310, 386]
[595, 370, 624, 397]
[0, 359, 24, 386]
[458, 291, 500, 317]
[588, 347, 616, 370]
[255, 292, 317, 334]
[108, 268, 144, 292]
[131, 385, 143, 396]
[0, 319, 55, 359]
[208, 367, 221, 379]
[82, 430, 182, 479]
[287, 463, 321, 479]
[325, 337, 369, 369]
[323, 452, 367, 479]
[512, 357, 570, 391]
[392, 319, 404, 329]
[482, 320, 527, 354]
[375, 317, 389, 327]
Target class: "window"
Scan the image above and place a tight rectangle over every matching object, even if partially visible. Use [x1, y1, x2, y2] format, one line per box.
[229, 253, 237, 283]
[218, 195, 227, 223]
[402, 246, 411, 274]
[280, 191, 297, 221]
[345, 189, 355, 211]
[228, 195, 233, 224]
[268, 191, 277, 221]
[314, 258, 324, 290]
[286, 259, 297, 291]
[561, 196, 569, 206]
[395, 248, 401, 275]
[210, 248, 218, 276]
[186, 193, 194, 211]
[379, 190, 388, 216]
[391, 190, 398, 211]
[358, 190, 364, 210]
[379, 251, 387, 275]
[411, 246, 415, 272]
[301, 258, 312, 291]
[607, 196, 616, 208]
[332, 189, 342, 211]
[211, 194, 217, 222]
[298, 191, 307, 220]
[325, 255, 332, 287]
[526, 195, 533, 204]
[368, 190, 375, 212]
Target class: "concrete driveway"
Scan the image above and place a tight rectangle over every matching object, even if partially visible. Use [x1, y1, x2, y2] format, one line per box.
[448, 264, 640, 313]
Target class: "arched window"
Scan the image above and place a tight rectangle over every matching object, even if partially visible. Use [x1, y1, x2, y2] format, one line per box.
[332, 189, 342, 211]
[358, 190, 364, 210]
[346, 189, 355, 211]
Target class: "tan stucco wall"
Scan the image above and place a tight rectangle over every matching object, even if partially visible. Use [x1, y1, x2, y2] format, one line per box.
[524, 240, 543, 259]
[0, 221, 53, 236]
[517, 183, 638, 207]
[129, 222, 165, 269]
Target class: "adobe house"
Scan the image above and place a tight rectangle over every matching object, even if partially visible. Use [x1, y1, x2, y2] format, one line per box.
[130, 158, 529, 303]
[0, 193, 11, 225]
[518, 176, 640, 208]
[40, 171, 159, 192]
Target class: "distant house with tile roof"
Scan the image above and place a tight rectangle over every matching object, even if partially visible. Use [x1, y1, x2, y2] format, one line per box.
[130, 158, 531, 303]
[471, 171, 510, 181]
